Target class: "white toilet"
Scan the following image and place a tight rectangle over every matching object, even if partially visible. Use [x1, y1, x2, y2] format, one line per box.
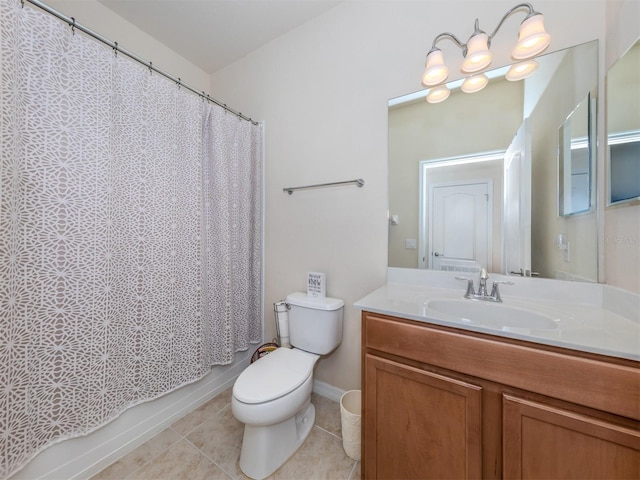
[232, 292, 344, 480]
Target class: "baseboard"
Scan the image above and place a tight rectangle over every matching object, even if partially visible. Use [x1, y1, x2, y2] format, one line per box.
[313, 379, 348, 403]
[11, 351, 252, 480]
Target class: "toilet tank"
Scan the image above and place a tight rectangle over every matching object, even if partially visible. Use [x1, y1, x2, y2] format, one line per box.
[285, 292, 344, 355]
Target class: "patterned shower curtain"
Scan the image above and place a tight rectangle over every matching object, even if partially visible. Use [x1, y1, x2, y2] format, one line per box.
[0, 0, 263, 477]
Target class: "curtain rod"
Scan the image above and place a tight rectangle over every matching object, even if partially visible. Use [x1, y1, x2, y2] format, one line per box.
[22, 0, 259, 126]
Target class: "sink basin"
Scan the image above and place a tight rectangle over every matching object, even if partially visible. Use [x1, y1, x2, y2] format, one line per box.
[426, 299, 558, 331]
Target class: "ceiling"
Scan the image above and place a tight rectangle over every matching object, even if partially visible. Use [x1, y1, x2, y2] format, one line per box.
[96, 0, 342, 74]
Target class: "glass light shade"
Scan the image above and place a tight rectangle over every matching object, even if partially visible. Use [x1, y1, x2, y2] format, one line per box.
[461, 32, 492, 73]
[512, 14, 551, 59]
[461, 73, 489, 93]
[505, 60, 538, 81]
[422, 49, 448, 86]
[426, 85, 450, 104]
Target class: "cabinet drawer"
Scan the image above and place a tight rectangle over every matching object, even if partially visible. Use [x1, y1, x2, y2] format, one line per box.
[363, 312, 640, 420]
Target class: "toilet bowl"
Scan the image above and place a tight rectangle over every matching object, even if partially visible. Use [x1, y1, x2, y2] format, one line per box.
[232, 347, 319, 426]
[232, 348, 319, 479]
[232, 292, 344, 480]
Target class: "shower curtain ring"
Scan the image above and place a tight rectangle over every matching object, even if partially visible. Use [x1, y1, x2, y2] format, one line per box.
[148, 61, 153, 74]
[113, 41, 118, 57]
[176, 78, 181, 89]
[70, 17, 76, 35]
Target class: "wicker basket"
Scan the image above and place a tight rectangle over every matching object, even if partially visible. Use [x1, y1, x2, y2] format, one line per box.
[250, 342, 279, 363]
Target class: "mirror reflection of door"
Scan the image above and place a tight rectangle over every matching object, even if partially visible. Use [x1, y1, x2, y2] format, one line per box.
[418, 153, 503, 272]
[504, 119, 532, 277]
[428, 181, 492, 271]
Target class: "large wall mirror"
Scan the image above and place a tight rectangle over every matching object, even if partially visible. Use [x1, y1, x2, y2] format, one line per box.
[388, 40, 599, 282]
[607, 40, 640, 207]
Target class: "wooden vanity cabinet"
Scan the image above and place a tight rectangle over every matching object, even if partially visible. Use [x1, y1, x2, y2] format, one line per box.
[361, 311, 640, 480]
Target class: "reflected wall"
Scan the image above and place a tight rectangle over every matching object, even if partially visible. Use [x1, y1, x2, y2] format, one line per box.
[529, 43, 598, 282]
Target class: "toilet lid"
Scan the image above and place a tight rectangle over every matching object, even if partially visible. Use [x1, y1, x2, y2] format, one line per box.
[234, 348, 317, 404]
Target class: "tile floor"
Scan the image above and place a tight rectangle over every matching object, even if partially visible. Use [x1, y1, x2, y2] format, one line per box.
[91, 388, 361, 480]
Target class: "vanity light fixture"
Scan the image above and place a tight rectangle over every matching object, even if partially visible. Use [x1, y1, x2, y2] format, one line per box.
[421, 3, 550, 90]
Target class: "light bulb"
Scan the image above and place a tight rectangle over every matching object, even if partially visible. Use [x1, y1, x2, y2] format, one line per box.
[505, 60, 538, 81]
[422, 49, 448, 86]
[461, 73, 489, 93]
[462, 32, 492, 73]
[426, 85, 450, 104]
[512, 14, 551, 60]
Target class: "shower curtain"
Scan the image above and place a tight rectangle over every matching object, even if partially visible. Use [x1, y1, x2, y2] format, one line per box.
[0, 0, 263, 477]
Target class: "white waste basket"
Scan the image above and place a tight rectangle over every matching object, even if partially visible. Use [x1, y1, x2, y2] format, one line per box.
[340, 389, 361, 461]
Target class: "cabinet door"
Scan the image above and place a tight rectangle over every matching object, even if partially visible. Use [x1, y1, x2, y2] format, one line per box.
[503, 394, 640, 479]
[364, 354, 482, 479]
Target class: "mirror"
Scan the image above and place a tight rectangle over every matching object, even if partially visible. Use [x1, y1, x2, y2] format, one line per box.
[388, 40, 599, 282]
[558, 93, 595, 216]
[607, 40, 640, 206]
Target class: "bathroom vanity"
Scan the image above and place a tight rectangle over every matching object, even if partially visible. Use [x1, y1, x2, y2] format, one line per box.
[355, 270, 640, 479]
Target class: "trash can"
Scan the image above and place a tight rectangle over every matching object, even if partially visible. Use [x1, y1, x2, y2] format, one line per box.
[340, 389, 361, 461]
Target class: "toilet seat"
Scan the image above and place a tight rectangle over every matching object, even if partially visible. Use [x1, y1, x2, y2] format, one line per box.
[234, 348, 318, 404]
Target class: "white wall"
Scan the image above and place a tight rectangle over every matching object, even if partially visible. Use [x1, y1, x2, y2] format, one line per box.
[529, 42, 599, 282]
[209, 0, 609, 391]
[46, 0, 209, 92]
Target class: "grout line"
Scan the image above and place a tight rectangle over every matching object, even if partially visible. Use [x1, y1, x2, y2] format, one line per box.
[347, 460, 360, 480]
[182, 436, 237, 480]
[170, 393, 233, 437]
[119, 431, 182, 480]
[314, 424, 342, 441]
[179, 396, 238, 479]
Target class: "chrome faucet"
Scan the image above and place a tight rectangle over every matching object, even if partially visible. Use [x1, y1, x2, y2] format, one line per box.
[455, 269, 513, 303]
[477, 268, 490, 297]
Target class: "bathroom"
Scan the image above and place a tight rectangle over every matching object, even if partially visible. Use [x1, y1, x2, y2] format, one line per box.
[1, 0, 638, 478]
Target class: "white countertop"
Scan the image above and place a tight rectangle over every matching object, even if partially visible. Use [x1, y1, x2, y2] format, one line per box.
[355, 269, 640, 362]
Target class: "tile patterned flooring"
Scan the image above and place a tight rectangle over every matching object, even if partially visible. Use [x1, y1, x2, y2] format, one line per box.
[91, 388, 361, 480]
